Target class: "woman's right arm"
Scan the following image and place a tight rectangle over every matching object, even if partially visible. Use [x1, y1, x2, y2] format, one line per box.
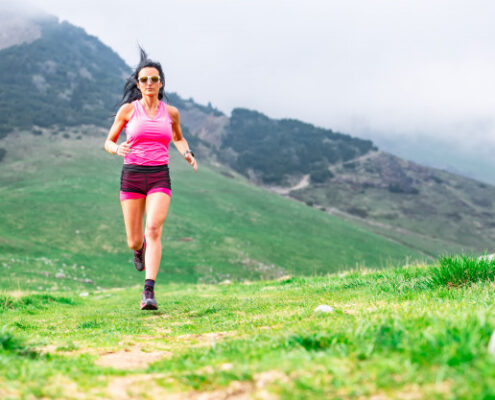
[104, 103, 133, 156]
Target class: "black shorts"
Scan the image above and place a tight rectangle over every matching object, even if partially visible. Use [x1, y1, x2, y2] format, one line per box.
[120, 164, 172, 201]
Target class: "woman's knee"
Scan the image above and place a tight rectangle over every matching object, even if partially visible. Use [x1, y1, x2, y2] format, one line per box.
[145, 224, 162, 241]
[127, 237, 143, 250]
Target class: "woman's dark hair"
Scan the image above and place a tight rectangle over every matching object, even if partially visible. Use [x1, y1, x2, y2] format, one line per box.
[118, 47, 167, 107]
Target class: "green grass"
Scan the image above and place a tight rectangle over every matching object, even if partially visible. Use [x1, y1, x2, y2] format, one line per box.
[1, 131, 493, 398]
[0, 130, 437, 292]
[0, 326, 31, 353]
[429, 255, 495, 288]
[1, 257, 495, 399]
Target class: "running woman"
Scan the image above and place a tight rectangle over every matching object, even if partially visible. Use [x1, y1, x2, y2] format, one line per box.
[104, 49, 197, 310]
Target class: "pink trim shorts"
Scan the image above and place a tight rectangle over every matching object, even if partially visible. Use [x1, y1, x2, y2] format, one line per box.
[120, 164, 172, 201]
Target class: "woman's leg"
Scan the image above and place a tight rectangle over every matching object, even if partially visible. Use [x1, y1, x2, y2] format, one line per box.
[144, 192, 171, 280]
[121, 198, 146, 250]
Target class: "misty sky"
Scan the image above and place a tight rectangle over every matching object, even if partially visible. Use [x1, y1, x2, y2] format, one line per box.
[11, 1, 495, 148]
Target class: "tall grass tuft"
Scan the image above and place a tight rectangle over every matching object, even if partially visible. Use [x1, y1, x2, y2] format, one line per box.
[0, 326, 37, 357]
[0, 294, 15, 312]
[0, 326, 24, 352]
[428, 255, 495, 288]
[1, 293, 74, 313]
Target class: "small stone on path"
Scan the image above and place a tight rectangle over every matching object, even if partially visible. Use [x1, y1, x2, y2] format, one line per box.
[314, 305, 334, 313]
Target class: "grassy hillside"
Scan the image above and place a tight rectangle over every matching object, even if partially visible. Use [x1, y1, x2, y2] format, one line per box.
[1, 257, 495, 399]
[0, 127, 460, 289]
[0, 129, 438, 292]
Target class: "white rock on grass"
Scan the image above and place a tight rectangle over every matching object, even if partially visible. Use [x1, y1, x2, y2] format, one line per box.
[488, 331, 495, 355]
[79, 292, 89, 297]
[315, 305, 334, 313]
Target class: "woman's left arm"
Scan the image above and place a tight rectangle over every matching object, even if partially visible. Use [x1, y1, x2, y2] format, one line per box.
[168, 105, 198, 172]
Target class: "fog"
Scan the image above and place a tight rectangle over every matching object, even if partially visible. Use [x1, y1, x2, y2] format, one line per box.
[7, 0, 495, 152]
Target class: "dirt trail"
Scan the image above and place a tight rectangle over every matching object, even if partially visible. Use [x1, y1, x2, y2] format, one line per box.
[40, 329, 237, 371]
[174, 330, 237, 346]
[95, 345, 173, 369]
[105, 370, 288, 400]
[106, 374, 169, 399]
[269, 174, 311, 195]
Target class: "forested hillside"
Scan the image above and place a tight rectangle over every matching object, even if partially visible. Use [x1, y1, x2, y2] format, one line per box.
[219, 108, 376, 185]
[0, 16, 128, 135]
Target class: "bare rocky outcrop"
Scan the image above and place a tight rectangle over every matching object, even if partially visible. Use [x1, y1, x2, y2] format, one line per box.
[180, 107, 229, 148]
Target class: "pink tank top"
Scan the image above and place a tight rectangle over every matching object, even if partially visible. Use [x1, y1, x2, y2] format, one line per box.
[124, 100, 173, 166]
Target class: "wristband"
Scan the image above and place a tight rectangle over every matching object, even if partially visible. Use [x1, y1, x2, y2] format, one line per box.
[183, 149, 195, 158]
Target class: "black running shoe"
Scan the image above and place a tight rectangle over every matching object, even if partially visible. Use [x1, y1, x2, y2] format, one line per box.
[140, 289, 158, 310]
[133, 237, 146, 271]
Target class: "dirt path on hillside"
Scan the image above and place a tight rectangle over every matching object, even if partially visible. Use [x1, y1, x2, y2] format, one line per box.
[106, 370, 288, 400]
[96, 330, 283, 399]
[95, 346, 173, 369]
[269, 174, 311, 195]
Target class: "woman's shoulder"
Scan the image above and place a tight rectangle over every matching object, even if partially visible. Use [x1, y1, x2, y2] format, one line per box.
[165, 104, 179, 121]
[118, 102, 134, 113]
[117, 102, 135, 120]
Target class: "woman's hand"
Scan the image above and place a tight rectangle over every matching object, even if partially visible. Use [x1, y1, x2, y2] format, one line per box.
[116, 140, 132, 157]
[104, 103, 133, 155]
[185, 153, 198, 172]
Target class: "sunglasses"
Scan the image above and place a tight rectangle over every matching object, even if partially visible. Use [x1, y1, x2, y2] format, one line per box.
[138, 75, 160, 84]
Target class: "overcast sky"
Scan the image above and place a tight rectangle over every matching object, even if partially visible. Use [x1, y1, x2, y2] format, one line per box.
[13, 0, 495, 148]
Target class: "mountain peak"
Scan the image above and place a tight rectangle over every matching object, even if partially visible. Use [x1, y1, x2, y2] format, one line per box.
[0, 1, 56, 50]
[0, 16, 130, 135]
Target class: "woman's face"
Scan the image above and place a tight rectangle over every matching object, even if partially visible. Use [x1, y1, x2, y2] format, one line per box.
[137, 67, 163, 97]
